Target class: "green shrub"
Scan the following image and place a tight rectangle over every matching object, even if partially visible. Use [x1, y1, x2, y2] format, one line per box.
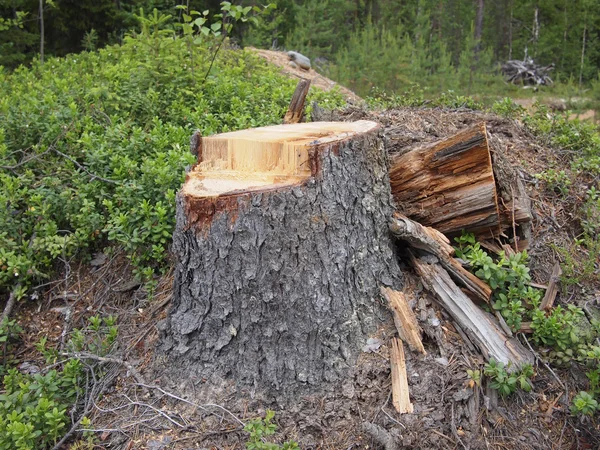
[491, 97, 526, 118]
[454, 233, 542, 331]
[572, 391, 598, 416]
[483, 359, 534, 397]
[535, 169, 572, 197]
[523, 104, 600, 174]
[0, 318, 23, 376]
[530, 305, 584, 355]
[0, 31, 345, 295]
[244, 410, 299, 450]
[0, 315, 118, 449]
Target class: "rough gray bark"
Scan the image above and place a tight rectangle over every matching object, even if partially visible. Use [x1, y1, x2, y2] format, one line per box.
[160, 124, 403, 399]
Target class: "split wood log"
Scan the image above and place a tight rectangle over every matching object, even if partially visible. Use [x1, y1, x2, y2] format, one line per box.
[389, 124, 501, 237]
[160, 121, 403, 398]
[381, 287, 425, 354]
[409, 253, 534, 368]
[389, 214, 492, 304]
[390, 338, 413, 413]
[283, 78, 311, 124]
[540, 262, 562, 311]
[490, 144, 533, 249]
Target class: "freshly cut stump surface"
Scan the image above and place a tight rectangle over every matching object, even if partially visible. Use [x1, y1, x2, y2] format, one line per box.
[160, 121, 403, 400]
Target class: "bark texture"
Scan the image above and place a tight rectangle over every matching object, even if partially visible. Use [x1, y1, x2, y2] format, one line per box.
[160, 123, 403, 397]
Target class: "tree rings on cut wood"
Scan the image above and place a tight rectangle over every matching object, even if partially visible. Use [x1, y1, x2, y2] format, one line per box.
[160, 121, 403, 400]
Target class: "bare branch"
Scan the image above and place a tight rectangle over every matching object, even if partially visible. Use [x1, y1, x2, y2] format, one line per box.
[62, 352, 147, 385]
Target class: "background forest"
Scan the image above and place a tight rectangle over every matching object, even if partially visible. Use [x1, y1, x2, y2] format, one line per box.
[2, 0, 600, 100]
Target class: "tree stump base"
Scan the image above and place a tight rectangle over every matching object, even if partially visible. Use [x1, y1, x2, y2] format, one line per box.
[159, 121, 403, 398]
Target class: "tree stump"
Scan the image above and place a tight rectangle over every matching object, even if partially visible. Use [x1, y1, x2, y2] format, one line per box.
[160, 121, 403, 397]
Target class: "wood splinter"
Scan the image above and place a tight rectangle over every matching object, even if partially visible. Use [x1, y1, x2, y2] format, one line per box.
[540, 262, 562, 311]
[390, 338, 413, 414]
[520, 261, 563, 333]
[381, 287, 426, 354]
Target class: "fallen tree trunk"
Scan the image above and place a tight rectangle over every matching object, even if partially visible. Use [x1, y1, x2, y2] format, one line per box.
[409, 252, 534, 368]
[160, 121, 403, 398]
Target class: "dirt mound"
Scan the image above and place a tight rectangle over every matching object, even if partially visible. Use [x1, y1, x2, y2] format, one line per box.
[248, 47, 362, 104]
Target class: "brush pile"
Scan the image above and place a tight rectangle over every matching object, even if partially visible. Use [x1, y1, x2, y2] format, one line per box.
[501, 59, 554, 86]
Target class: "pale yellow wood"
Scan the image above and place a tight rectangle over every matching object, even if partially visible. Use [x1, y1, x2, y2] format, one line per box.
[381, 287, 426, 354]
[184, 121, 378, 197]
[390, 338, 413, 414]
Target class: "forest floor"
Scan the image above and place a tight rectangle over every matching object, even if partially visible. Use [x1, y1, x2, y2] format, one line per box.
[14, 51, 600, 449]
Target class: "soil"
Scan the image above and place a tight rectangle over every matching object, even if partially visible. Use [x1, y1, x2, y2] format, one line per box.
[248, 47, 362, 105]
[8, 51, 600, 450]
